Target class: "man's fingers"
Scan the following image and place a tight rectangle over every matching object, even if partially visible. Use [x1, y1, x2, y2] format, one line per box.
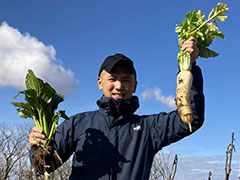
[181, 41, 195, 51]
[29, 135, 46, 149]
[180, 37, 199, 62]
[29, 126, 45, 149]
[30, 131, 45, 140]
[182, 47, 194, 54]
[32, 126, 43, 133]
[188, 37, 197, 42]
[30, 137, 46, 144]
[180, 40, 184, 48]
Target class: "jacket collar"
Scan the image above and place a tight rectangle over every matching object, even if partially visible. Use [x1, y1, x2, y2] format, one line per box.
[97, 96, 139, 118]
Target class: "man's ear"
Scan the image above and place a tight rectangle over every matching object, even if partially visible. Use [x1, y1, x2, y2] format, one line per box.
[133, 80, 137, 93]
[97, 77, 103, 90]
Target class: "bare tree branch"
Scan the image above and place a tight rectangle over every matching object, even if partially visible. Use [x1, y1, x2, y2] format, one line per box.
[224, 132, 235, 180]
[208, 171, 212, 180]
[150, 151, 177, 180]
[0, 122, 72, 180]
[168, 154, 178, 180]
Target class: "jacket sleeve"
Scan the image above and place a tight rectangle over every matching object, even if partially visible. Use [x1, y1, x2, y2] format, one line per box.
[148, 64, 205, 153]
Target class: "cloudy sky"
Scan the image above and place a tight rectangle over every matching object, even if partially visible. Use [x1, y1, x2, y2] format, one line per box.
[176, 154, 240, 179]
[152, 153, 240, 180]
[0, 0, 239, 179]
[0, 21, 78, 95]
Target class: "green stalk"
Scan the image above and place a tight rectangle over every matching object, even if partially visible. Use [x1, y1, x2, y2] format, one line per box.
[32, 115, 40, 129]
[48, 112, 59, 140]
[177, 50, 192, 71]
[48, 122, 56, 141]
[44, 171, 49, 180]
[43, 111, 49, 138]
[189, 6, 228, 37]
[38, 109, 43, 131]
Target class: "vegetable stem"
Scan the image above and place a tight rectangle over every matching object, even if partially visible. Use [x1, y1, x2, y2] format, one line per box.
[177, 50, 192, 71]
[43, 110, 49, 138]
[38, 109, 43, 132]
[33, 116, 40, 129]
[190, 8, 225, 36]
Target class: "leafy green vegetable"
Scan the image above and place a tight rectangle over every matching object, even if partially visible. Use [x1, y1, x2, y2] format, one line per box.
[12, 70, 69, 141]
[176, 3, 229, 71]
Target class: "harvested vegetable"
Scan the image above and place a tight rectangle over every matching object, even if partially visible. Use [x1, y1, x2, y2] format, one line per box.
[175, 3, 229, 132]
[11, 69, 69, 179]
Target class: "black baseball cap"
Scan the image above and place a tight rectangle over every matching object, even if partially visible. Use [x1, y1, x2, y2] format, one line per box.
[98, 53, 136, 78]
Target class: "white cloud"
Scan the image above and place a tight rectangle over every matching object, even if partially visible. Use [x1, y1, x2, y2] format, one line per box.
[0, 21, 78, 96]
[141, 87, 176, 108]
[152, 152, 240, 180]
[175, 155, 240, 180]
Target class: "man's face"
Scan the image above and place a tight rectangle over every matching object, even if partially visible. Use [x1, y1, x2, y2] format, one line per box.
[97, 65, 137, 101]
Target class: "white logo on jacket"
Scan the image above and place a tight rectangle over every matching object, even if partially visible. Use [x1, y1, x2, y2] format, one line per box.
[133, 125, 141, 131]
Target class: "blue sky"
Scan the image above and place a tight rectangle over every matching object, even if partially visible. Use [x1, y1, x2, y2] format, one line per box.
[0, 0, 239, 178]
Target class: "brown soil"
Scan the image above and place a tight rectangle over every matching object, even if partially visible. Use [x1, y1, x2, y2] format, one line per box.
[33, 144, 62, 177]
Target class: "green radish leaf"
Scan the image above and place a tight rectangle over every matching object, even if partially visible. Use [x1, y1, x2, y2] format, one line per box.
[199, 47, 219, 58]
[176, 2, 228, 68]
[59, 110, 70, 120]
[216, 15, 227, 22]
[12, 69, 69, 142]
[25, 70, 44, 97]
[207, 22, 219, 32]
[16, 108, 32, 118]
[11, 102, 31, 109]
[208, 8, 215, 19]
[210, 31, 225, 40]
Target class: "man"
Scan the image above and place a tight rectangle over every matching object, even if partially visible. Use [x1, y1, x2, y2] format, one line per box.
[29, 37, 204, 179]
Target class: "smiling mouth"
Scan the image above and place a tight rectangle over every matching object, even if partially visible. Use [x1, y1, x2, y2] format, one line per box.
[112, 93, 124, 99]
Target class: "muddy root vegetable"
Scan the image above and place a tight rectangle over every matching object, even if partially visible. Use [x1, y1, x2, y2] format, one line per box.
[175, 70, 193, 132]
[11, 69, 69, 180]
[175, 3, 229, 132]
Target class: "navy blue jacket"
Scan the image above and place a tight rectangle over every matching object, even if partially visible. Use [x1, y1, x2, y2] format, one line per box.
[33, 65, 204, 180]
